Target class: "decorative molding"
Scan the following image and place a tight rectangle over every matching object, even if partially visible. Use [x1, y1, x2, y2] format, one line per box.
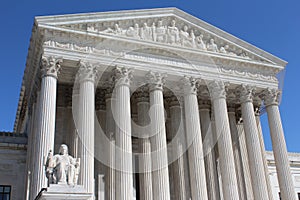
[84, 18, 261, 62]
[146, 71, 167, 92]
[207, 80, 227, 100]
[77, 61, 99, 83]
[112, 66, 133, 87]
[40, 56, 63, 78]
[235, 84, 255, 103]
[181, 76, 197, 95]
[260, 88, 281, 106]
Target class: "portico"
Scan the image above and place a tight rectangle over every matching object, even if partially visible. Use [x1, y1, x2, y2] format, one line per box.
[17, 8, 296, 200]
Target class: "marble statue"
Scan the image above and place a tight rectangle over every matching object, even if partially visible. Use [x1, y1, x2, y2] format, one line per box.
[167, 20, 179, 44]
[179, 25, 194, 47]
[155, 20, 167, 43]
[45, 144, 80, 185]
[126, 24, 140, 39]
[140, 23, 152, 41]
[196, 34, 207, 50]
[207, 38, 219, 52]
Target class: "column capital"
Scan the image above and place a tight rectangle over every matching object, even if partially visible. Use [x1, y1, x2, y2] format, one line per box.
[207, 80, 227, 100]
[236, 84, 255, 103]
[261, 88, 281, 106]
[113, 66, 133, 87]
[146, 71, 166, 92]
[40, 56, 63, 79]
[77, 60, 99, 83]
[181, 76, 197, 95]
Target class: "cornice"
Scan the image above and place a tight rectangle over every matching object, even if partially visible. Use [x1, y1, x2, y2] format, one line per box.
[35, 7, 287, 67]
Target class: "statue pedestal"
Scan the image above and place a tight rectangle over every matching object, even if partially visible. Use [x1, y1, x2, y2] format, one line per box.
[36, 184, 93, 200]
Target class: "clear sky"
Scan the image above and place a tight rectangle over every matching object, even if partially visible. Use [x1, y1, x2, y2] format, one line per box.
[0, 0, 299, 152]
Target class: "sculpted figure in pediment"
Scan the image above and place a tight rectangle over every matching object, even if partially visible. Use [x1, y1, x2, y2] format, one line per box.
[45, 144, 80, 186]
[102, 24, 125, 35]
[167, 20, 180, 44]
[126, 23, 140, 39]
[207, 38, 219, 52]
[155, 20, 167, 43]
[179, 26, 195, 48]
[196, 34, 207, 50]
[140, 23, 152, 41]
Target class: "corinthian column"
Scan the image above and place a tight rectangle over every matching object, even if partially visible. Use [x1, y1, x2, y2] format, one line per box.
[237, 85, 269, 200]
[254, 104, 274, 200]
[77, 61, 98, 195]
[105, 88, 115, 200]
[182, 77, 208, 200]
[227, 105, 247, 200]
[136, 89, 153, 200]
[262, 88, 297, 200]
[169, 96, 187, 200]
[146, 71, 170, 200]
[33, 56, 62, 197]
[198, 99, 219, 200]
[114, 67, 134, 200]
[207, 81, 239, 200]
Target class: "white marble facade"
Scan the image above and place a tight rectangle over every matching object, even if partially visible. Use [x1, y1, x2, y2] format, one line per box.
[9, 7, 298, 200]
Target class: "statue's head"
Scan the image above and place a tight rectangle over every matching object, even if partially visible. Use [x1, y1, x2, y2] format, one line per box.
[59, 144, 68, 155]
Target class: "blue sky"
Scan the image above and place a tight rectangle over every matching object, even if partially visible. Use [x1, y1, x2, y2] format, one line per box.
[0, 0, 299, 152]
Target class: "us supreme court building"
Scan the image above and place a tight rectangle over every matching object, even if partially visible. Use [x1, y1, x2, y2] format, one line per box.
[1, 7, 300, 200]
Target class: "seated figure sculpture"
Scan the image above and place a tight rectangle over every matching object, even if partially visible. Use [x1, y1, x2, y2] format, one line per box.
[45, 144, 80, 186]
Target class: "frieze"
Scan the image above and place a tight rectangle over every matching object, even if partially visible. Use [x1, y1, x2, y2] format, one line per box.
[43, 40, 278, 83]
[84, 19, 258, 61]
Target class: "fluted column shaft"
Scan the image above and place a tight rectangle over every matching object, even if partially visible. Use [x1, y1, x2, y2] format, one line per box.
[169, 100, 187, 200]
[199, 103, 219, 200]
[238, 85, 269, 200]
[263, 89, 297, 200]
[236, 122, 254, 200]
[136, 92, 153, 200]
[228, 110, 247, 200]
[77, 62, 98, 195]
[33, 56, 62, 197]
[105, 90, 115, 200]
[114, 67, 134, 200]
[208, 81, 239, 200]
[147, 72, 170, 200]
[255, 108, 274, 200]
[183, 77, 208, 200]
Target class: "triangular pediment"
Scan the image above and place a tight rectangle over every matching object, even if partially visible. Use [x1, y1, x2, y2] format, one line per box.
[36, 7, 287, 67]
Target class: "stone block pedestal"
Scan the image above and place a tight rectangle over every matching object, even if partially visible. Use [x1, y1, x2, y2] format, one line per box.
[36, 184, 93, 200]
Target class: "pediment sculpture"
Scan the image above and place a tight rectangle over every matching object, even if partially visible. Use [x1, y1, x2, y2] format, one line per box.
[45, 144, 80, 186]
[87, 19, 250, 59]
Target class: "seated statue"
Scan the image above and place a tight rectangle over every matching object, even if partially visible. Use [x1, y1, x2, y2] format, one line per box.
[45, 144, 80, 186]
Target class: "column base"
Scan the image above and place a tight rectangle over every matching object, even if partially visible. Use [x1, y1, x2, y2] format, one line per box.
[35, 184, 93, 200]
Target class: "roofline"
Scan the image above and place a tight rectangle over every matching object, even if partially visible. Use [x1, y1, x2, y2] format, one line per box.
[34, 7, 287, 67]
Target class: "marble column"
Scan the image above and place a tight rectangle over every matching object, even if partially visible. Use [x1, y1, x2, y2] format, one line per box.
[169, 97, 187, 200]
[77, 61, 98, 195]
[237, 85, 269, 200]
[77, 62, 98, 195]
[236, 120, 254, 200]
[105, 88, 115, 200]
[114, 67, 134, 200]
[263, 88, 297, 200]
[146, 71, 170, 200]
[198, 100, 219, 200]
[208, 81, 239, 200]
[183, 77, 208, 200]
[227, 106, 247, 200]
[255, 105, 274, 200]
[33, 56, 62, 197]
[136, 90, 153, 200]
